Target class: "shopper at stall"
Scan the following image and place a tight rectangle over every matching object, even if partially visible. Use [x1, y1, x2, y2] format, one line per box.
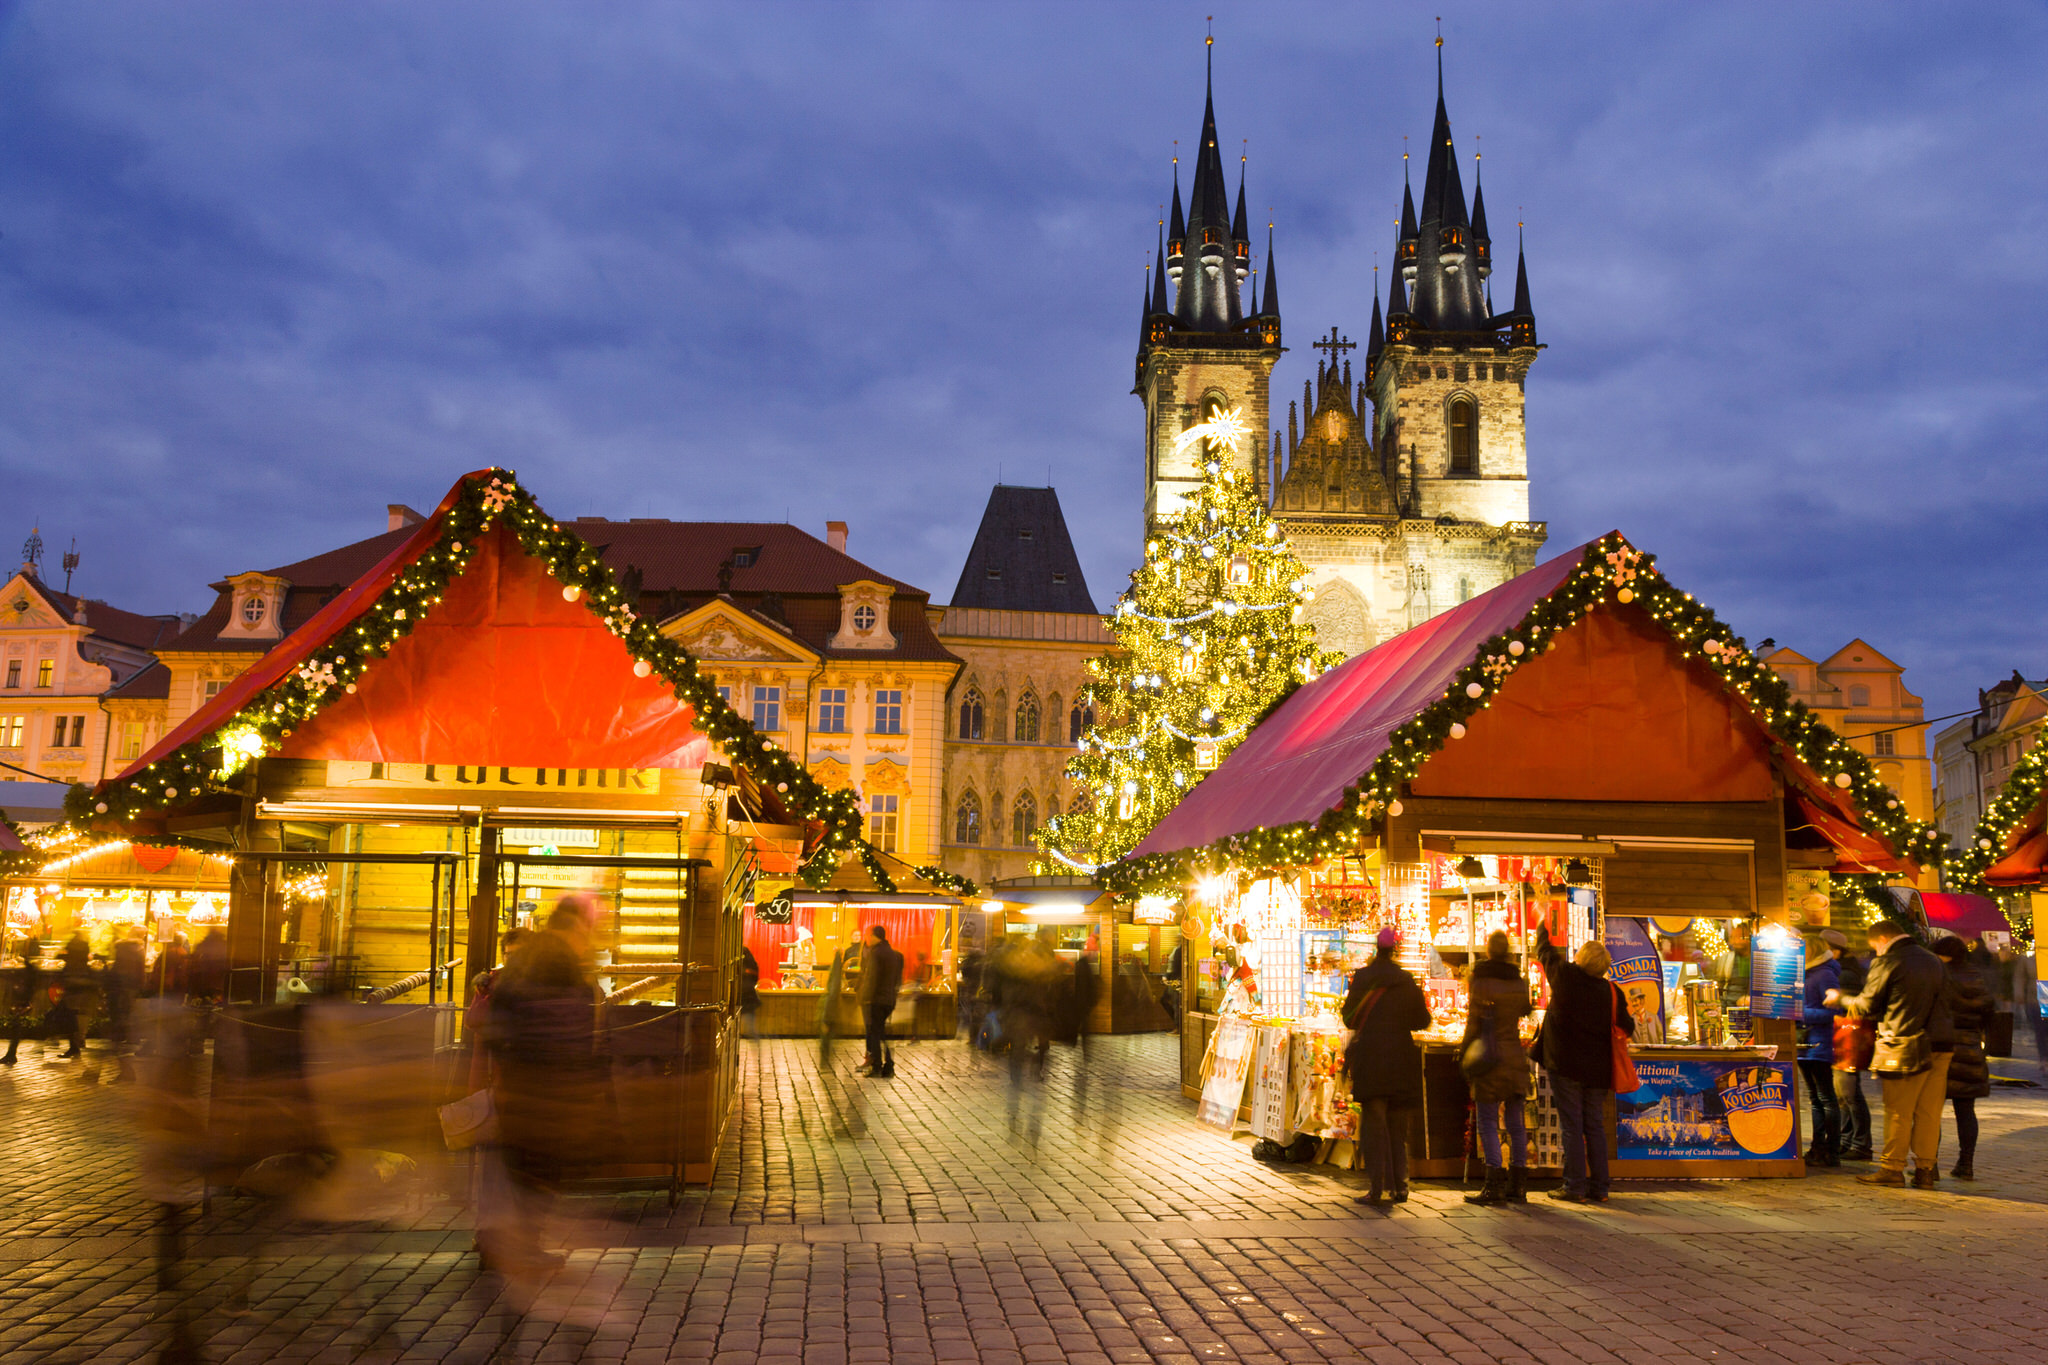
[1931, 935, 1992, 1181]
[1533, 924, 1633, 1205]
[1462, 930, 1532, 1206]
[1799, 934, 1843, 1167]
[1342, 927, 1433, 1207]
[1825, 929, 1874, 1160]
[1826, 917, 1951, 1189]
[739, 946, 762, 1043]
[856, 924, 904, 1078]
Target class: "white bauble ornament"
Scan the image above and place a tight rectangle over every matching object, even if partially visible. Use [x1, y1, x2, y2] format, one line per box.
[1508, 640, 1525, 656]
[562, 585, 582, 602]
[1387, 800, 1404, 817]
[1449, 723, 1467, 740]
[633, 659, 653, 678]
[1617, 588, 1635, 604]
[1465, 682, 1484, 699]
[1833, 773, 1852, 789]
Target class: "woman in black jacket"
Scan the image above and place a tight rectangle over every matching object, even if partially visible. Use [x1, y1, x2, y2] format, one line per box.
[1932, 936, 1992, 1180]
[1534, 924, 1633, 1204]
[1342, 928, 1433, 1206]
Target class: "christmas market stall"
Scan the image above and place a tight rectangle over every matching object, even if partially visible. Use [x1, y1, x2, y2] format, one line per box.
[982, 875, 1180, 1033]
[1952, 739, 2048, 1021]
[1118, 532, 1937, 1180]
[77, 468, 871, 1186]
[746, 845, 968, 1038]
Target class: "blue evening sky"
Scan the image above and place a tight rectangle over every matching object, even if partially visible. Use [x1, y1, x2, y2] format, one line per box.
[1, 2, 2042, 719]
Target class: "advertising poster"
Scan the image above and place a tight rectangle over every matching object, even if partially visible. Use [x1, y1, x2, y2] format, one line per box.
[1617, 1057, 1799, 1161]
[1248, 1025, 1293, 1141]
[1749, 925, 1803, 1020]
[1195, 1017, 1259, 1130]
[1604, 916, 1667, 1042]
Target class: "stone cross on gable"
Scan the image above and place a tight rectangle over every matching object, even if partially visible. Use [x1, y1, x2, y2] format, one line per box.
[1311, 328, 1355, 361]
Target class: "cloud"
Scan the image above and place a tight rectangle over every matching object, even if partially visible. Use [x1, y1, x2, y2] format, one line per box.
[0, 0, 2041, 722]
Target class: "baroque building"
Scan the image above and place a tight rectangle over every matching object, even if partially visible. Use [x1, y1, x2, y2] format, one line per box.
[1932, 670, 2046, 872]
[1760, 640, 1935, 848]
[1137, 45, 1547, 656]
[938, 487, 1108, 886]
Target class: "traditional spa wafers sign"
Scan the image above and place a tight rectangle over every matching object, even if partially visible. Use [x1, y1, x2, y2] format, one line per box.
[1616, 1057, 1799, 1162]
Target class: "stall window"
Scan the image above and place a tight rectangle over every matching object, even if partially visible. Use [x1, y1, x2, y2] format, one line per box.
[751, 685, 781, 732]
[959, 688, 985, 740]
[1011, 790, 1037, 846]
[816, 687, 848, 734]
[868, 794, 899, 852]
[873, 689, 903, 735]
[1014, 691, 1040, 744]
[954, 791, 982, 845]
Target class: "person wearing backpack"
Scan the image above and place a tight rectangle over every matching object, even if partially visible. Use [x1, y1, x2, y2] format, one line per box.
[1462, 931, 1533, 1206]
[1341, 927, 1433, 1207]
[1533, 924, 1633, 1205]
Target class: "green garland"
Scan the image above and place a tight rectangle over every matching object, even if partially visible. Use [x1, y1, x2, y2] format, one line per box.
[1102, 533, 1946, 896]
[85, 469, 868, 858]
[1950, 739, 2047, 893]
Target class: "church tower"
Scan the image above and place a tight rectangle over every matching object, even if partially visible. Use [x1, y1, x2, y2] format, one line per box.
[1136, 38, 1282, 531]
[1269, 42, 1547, 655]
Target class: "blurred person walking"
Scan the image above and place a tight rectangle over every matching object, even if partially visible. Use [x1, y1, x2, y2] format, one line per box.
[1343, 927, 1432, 1207]
[739, 946, 762, 1043]
[999, 930, 1058, 1083]
[108, 927, 146, 1050]
[1534, 923, 1633, 1205]
[856, 925, 903, 1078]
[1462, 931, 1532, 1206]
[46, 930, 93, 1058]
[484, 898, 604, 1276]
[1828, 918, 1951, 1189]
[1932, 935, 1992, 1181]
[1800, 933, 1843, 1167]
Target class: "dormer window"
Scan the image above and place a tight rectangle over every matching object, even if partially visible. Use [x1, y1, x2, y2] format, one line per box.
[241, 596, 267, 626]
[731, 548, 759, 568]
[1017, 529, 1033, 541]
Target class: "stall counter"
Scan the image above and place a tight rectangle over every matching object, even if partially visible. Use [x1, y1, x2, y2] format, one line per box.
[754, 988, 956, 1039]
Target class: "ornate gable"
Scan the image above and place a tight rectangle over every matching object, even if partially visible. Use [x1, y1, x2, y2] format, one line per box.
[664, 600, 816, 665]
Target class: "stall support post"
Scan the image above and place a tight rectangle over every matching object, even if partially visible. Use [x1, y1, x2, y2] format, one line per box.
[463, 827, 500, 1008]
[226, 807, 282, 1004]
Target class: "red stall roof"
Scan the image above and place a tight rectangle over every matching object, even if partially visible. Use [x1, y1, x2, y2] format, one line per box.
[1921, 892, 2013, 937]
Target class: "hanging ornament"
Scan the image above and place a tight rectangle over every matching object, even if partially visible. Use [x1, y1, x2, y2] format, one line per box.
[1833, 773, 1853, 789]
[1465, 682, 1484, 698]
[1617, 588, 1635, 603]
[562, 585, 582, 602]
[633, 659, 653, 678]
[1508, 639, 1525, 656]
[1449, 723, 1467, 740]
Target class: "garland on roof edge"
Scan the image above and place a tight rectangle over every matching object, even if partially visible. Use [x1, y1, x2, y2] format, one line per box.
[80, 469, 869, 859]
[792, 840, 978, 898]
[1950, 740, 2047, 893]
[1100, 533, 1947, 898]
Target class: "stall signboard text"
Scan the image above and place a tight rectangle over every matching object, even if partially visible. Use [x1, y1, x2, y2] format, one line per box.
[755, 892, 795, 925]
[1604, 916, 1667, 1042]
[1749, 926, 1803, 1020]
[1617, 1057, 1799, 1162]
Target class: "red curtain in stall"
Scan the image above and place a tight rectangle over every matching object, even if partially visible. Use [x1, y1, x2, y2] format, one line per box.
[856, 907, 938, 977]
[744, 908, 814, 989]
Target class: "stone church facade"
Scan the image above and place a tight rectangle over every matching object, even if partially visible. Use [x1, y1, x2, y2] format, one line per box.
[1137, 49, 1547, 657]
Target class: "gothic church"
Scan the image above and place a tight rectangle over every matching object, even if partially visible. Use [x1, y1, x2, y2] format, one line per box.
[1136, 44, 1546, 656]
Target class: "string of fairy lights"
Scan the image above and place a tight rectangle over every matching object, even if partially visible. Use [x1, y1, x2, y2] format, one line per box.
[1097, 532, 1947, 899]
[1950, 738, 2047, 894]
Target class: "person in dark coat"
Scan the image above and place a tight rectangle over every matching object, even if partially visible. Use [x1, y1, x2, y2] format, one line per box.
[1932, 936, 1992, 1181]
[1827, 917, 1952, 1189]
[856, 925, 904, 1078]
[1534, 924, 1633, 1204]
[738, 947, 762, 1042]
[109, 929, 146, 1049]
[1462, 931, 1533, 1206]
[1070, 949, 1100, 1047]
[1342, 927, 1432, 1206]
[47, 932, 94, 1058]
[1824, 929, 1873, 1159]
[1799, 934, 1843, 1166]
[188, 929, 229, 1002]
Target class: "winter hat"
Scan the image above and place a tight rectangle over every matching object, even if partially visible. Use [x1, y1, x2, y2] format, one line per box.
[1376, 927, 1400, 948]
[1820, 928, 1849, 949]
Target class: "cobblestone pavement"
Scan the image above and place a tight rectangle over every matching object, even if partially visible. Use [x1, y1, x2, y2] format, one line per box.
[5, 1029, 2048, 1364]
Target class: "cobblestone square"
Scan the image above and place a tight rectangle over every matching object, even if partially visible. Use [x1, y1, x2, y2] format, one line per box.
[5, 1032, 2047, 1364]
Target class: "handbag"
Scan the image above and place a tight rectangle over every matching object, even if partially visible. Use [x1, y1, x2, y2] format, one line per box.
[1609, 988, 1639, 1093]
[1460, 1002, 1502, 1081]
[438, 1088, 498, 1150]
[1870, 1031, 1929, 1077]
[1832, 1016, 1875, 1072]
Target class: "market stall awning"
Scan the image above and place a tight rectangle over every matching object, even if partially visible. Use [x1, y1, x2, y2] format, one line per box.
[1132, 547, 1581, 856]
[1129, 532, 1926, 881]
[1984, 800, 2046, 889]
[1920, 891, 2013, 937]
[0, 823, 23, 855]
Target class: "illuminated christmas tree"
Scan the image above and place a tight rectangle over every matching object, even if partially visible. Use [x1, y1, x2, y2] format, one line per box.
[1039, 410, 1341, 870]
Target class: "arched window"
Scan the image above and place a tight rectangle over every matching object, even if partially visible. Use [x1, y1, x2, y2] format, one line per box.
[1848, 685, 1871, 708]
[959, 687, 984, 740]
[1014, 691, 1040, 744]
[1069, 703, 1095, 743]
[1447, 395, 1478, 474]
[954, 791, 982, 845]
[1011, 790, 1037, 846]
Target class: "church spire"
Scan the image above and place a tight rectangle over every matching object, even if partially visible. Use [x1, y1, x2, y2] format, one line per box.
[1171, 30, 1244, 331]
[1260, 222, 1279, 317]
[1470, 145, 1492, 280]
[1152, 221, 1170, 314]
[1505, 222, 1537, 346]
[1410, 34, 1487, 332]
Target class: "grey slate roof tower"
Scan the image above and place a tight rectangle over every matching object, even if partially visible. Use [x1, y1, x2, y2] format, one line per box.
[948, 486, 1098, 615]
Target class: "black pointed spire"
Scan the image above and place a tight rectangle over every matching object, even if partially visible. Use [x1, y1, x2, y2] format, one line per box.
[1260, 223, 1278, 317]
[1368, 280, 1385, 358]
[1170, 33, 1243, 331]
[1152, 222, 1170, 314]
[1470, 174, 1490, 243]
[1387, 248, 1410, 317]
[1406, 37, 1486, 333]
[1507, 227, 1536, 346]
[1232, 157, 1250, 244]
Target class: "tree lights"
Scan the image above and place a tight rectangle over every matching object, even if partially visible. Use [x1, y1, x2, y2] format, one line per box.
[1037, 446, 1341, 872]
